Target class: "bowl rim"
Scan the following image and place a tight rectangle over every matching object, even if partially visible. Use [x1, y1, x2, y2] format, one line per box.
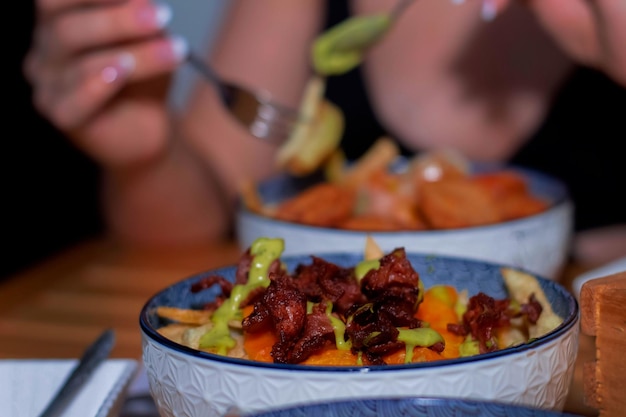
[140, 252, 579, 373]
[243, 396, 581, 417]
[236, 163, 572, 236]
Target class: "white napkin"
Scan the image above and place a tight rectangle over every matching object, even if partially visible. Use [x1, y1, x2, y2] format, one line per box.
[0, 358, 138, 417]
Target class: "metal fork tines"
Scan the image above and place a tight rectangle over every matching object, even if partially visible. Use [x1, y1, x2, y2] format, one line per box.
[187, 52, 301, 143]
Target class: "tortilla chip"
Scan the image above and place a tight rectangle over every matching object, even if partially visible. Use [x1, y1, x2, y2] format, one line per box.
[364, 235, 384, 260]
[156, 306, 212, 325]
[338, 137, 400, 187]
[157, 323, 196, 344]
[501, 268, 563, 339]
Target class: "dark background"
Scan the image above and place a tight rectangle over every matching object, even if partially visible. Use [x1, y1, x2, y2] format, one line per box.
[3, 2, 103, 279]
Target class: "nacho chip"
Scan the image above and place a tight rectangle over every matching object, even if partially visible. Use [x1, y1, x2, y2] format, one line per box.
[501, 268, 564, 339]
[276, 76, 345, 176]
[156, 306, 212, 325]
[157, 323, 195, 344]
[364, 235, 384, 260]
[338, 137, 400, 187]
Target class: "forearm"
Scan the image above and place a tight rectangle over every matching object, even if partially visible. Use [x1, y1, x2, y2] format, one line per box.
[181, 0, 328, 208]
[101, 133, 230, 246]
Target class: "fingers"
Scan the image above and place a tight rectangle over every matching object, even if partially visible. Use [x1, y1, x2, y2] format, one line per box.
[31, 36, 188, 131]
[523, 0, 598, 65]
[26, 0, 189, 131]
[450, 0, 511, 21]
[479, 0, 510, 21]
[33, 0, 173, 62]
[37, 0, 124, 17]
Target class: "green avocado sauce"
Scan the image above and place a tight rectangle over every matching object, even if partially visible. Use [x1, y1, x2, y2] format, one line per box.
[398, 327, 444, 363]
[354, 259, 380, 281]
[459, 337, 480, 357]
[325, 303, 352, 351]
[198, 237, 285, 353]
[312, 14, 392, 75]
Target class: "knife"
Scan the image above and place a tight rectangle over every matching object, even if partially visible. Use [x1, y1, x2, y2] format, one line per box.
[38, 329, 116, 417]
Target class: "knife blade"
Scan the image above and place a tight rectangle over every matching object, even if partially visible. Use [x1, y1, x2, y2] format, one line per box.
[38, 329, 116, 417]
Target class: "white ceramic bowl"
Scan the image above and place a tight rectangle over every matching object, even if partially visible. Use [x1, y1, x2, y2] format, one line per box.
[140, 252, 579, 417]
[236, 165, 573, 281]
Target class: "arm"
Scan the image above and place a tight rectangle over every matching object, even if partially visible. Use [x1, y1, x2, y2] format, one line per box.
[175, 0, 327, 241]
[25, 0, 326, 247]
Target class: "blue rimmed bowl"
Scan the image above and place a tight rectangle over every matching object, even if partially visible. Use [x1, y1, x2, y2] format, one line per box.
[140, 252, 579, 417]
[236, 164, 573, 280]
[245, 397, 582, 417]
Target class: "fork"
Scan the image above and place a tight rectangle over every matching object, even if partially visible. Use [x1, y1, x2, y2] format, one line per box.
[187, 51, 301, 143]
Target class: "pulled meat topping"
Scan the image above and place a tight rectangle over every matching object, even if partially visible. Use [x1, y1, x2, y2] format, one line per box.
[238, 247, 429, 364]
[447, 291, 544, 354]
[187, 244, 547, 365]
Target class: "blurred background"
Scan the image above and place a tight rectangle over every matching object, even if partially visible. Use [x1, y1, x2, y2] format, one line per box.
[3, 1, 228, 279]
[5, 1, 626, 279]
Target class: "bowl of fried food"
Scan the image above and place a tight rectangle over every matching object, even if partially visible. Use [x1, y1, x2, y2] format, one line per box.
[140, 237, 579, 417]
[237, 137, 573, 281]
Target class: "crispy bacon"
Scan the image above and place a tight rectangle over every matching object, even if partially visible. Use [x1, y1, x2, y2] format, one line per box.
[242, 271, 309, 363]
[239, 248, 427, 364]
[520, 293, 543, 324]
[189, 275, 234, 310]
[288, 302, 336, 363]
[447, 291, 544, 354]
[291, 256, 366, 315]
[345, 302, 402, 364]
[360, 248, 422, 328]
[190, 275, 234, 295]
[204, 243, 549, 365]
[456, 292, 511, 353]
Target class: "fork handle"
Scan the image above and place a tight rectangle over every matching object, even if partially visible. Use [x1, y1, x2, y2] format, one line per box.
[187, 51, 233, 104]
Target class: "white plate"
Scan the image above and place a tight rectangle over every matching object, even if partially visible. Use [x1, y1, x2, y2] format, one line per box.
[0, 358, 137, 417]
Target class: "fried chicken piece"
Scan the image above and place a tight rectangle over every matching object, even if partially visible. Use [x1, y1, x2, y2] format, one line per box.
[273, 182, 356, 227]
[473, 171, 549, 221]
[349, 170, 426, 230]
[419, 178, 502, 229]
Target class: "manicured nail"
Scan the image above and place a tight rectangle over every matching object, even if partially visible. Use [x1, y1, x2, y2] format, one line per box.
[169, 35, 189, 61]
[481, 0, 498, 21]
[154, 2, 173, 27]
[101, 53, 135, 83]
[138, 1, 172, 29]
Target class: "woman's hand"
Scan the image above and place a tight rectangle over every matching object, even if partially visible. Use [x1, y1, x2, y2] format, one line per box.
[23, 0, 188, 167]
[484, 0, 626, 86]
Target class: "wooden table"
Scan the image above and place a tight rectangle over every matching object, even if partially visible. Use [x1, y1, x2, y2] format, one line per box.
[0, 237, 600, 416]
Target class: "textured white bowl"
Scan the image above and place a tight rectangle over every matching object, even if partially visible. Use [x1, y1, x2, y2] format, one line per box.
[236, 166, 573, 281]
[140, 253, 579, 417]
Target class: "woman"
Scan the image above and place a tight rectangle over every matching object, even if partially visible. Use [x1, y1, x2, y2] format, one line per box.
[23, 0, 626, 265]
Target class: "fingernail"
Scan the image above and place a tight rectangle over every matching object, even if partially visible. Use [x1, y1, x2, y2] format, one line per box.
[102, 53, 135, 83]
[154, 2, 173, 27]
[138, 1, 172, 29]
[169, 35, 189, 61]
[481, 0, 498, 21]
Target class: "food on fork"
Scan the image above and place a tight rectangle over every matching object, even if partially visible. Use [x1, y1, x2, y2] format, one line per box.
[275, 1, 412, 176]
[275, 76, 344, 176]
[156, 237, 564, 366]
